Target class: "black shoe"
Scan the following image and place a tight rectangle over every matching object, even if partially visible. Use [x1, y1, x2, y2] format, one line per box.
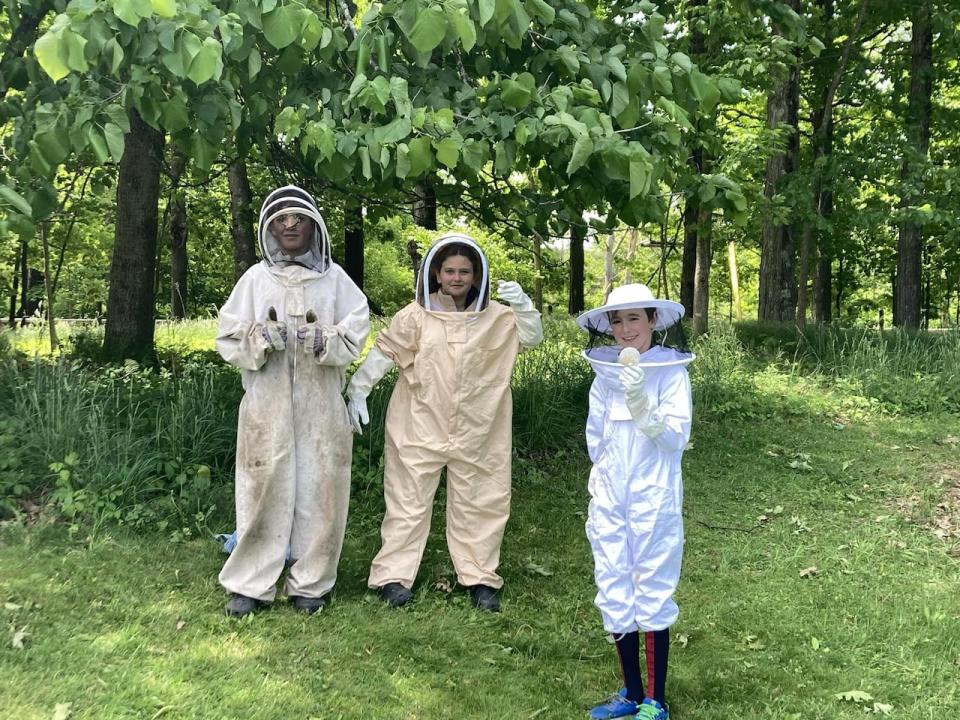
[290, 594, 330, 615]
[469, 584, 501, 612]
[224, 593, 260, 617]
[378, 582, 413, 608]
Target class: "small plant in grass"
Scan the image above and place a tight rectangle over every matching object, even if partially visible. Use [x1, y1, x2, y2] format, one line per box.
[0, 418, 28, 517]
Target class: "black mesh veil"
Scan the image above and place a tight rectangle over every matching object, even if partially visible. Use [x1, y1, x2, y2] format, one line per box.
[583, 313, 691, 355]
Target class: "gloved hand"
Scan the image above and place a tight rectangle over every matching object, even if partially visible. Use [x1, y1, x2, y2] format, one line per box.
[621, 365, 665, 438]
[496, 280, 533, 309]
[261, 307, 287, 351]
[621, 364, 649, 414]
[347, 395, 369, 434]
[496, 280, 543, 347]
[297, 311, 326, 357]
[345, 346, 396, 434]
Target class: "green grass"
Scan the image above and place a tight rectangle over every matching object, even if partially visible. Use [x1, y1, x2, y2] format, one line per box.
[1, 320, 959, 719]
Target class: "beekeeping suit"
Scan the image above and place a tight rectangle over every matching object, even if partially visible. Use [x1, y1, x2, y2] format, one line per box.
[346, 233, 542, 591]
[578, 286, 693, 634]
[215, 185, 369, 603]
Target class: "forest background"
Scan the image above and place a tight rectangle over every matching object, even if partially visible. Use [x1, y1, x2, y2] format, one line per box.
[1, 0, 959, 349]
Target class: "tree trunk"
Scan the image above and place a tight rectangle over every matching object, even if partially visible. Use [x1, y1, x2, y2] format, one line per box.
[803, 0, 866, 326]
[228, 157, 257, 282]
[692, 204, 712, 336]
[410, 178, 436, 291]
[102, 110, 165, 362]
[406, 240, 422, 290]
[19, 238, 28, 327]
[603, 231, 616, 302]
[680, 199, 697, 317]
[568, 223, 585, 315]
[895, 1, 933, 329]
[8, 241, 22, 327]
[681, 0, 707, 319]
[168, 150, 188, 320]
[413, 178, 437, 230]
[758, 0, 800, 322]
[813, 254, 832, 323]
[532, 231, 544, 312]
[623, 227, 638, 284]
[343, 199, 364, 290]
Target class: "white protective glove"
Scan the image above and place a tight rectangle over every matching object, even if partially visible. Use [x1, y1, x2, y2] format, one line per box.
[345, 346, 395, 434]
[496, 280, 543, 347]
[297, 310, 326, 358]
[261, 306, 287, 352]
[621, 365, 666, 438]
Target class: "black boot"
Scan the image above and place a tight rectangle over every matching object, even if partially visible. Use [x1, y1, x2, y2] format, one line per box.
[378, 582, 413, 608]
[290, 594, 330, 615]
[468, 584, 501, 612]
[224, 593, 260, 617]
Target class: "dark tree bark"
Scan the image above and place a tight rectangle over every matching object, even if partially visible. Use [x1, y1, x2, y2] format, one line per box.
[801, 0, 868, 326]
[813, 255, 833, 323]
[895, 1, 933, 329]
[568, 224, 585, 315]
[228, 157, 257, 282]
[681, 0, 708, 322]
[102, 110, 165, 362]
[680, 198, 697, 318]
[758, 0, 800, 322]
[8, 241, 23, 327]
[19, 239, 28, 327]
[410, 178, 436, 290]
[692, 204, 712, 337]
[413, 178, 437, 230]
[168, 150, 189, 320]
[343, 199, 364, 290]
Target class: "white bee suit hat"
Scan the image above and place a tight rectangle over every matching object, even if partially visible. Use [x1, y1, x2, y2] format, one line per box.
[576, 283, 684, 334]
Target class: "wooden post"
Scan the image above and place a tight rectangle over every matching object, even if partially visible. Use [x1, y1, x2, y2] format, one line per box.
[727, 241, 742, 322]
[40, 222, 59, 352]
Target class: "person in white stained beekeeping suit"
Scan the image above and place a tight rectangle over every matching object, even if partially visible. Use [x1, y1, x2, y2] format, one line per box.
[576, 284, 695, 720]
[215, 185, 370, 618]
[346, 233, 543, 612]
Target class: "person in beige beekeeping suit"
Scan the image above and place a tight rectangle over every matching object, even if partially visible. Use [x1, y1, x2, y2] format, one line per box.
[346, 233, 542, 612]
[215, 185, 370, 618]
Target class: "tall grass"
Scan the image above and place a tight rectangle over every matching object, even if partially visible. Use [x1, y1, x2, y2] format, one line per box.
[791, 326, 960, 413]
[4, 357, 239, 529]
[4, 316, 955, 529]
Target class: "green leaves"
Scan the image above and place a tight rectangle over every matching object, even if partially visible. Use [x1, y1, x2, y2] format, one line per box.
[407, 5, 447, 54]
[34, 26, 89, 81]
[263, 6, 301, 50]
[150, 0, 177, 18]
[188, 38, 223, 85]
[112, 0, 153, 27]
[629, 155, 650, 199]
[565, 136, 593, 176]
[448, 7, 476, 52]
[0, 185, 32, 216]
[501, 73, 536, 110]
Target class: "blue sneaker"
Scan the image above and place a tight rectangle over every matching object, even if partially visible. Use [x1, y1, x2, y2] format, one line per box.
[589, 689, 637, 720]
[635, 698, 668, 720]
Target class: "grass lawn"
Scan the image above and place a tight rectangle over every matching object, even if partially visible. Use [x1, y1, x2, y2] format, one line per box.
[2, 356, 959, 719]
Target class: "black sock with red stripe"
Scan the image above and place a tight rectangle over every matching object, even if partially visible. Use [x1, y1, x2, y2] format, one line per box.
[644, 629, 670, 706]
[614, 631, 644, 702]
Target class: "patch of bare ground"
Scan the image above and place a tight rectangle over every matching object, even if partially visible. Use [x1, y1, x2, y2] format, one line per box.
[895, 464, 960, 556]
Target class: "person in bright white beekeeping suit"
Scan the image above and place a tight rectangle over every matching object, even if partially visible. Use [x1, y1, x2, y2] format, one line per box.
[576, 284, 694, 720]
[346, 233, 543, 612]
[214, 185, 369, 618]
